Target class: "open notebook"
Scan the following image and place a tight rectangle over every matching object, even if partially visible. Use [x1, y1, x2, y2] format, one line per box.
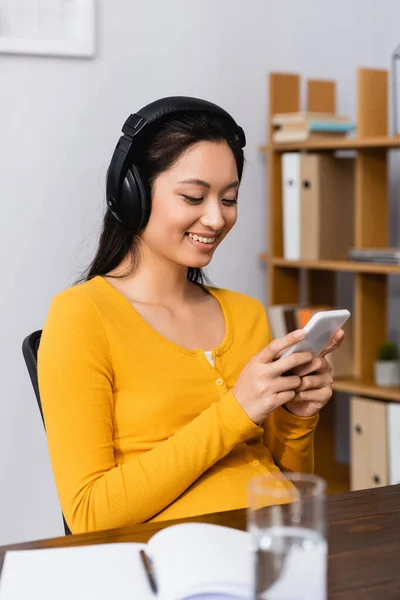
[0, 523, 252, 600]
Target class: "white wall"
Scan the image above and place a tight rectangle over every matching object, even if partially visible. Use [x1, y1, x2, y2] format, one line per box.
[1, 0, 400, 545]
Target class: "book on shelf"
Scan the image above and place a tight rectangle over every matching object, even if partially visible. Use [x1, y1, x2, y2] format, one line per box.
[266, 304, 299, 339]
[0, 523, 252, 600]
[279, 122, 353, 132]
[271, 111, 351, 126]
[272, 111, 355, 143]
[273, 124, 355, 143]
[274, 130, 340, 143]
[348, 247, 400, 264]
[266, 304, 353, 378]
[308, 122, 355, 132]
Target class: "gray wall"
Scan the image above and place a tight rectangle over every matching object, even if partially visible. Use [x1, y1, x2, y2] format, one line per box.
[1, 0, 400, 544]
[0, 0, 270, 545]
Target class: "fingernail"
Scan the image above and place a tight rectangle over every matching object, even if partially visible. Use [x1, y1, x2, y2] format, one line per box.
[294, 329, 304, 338]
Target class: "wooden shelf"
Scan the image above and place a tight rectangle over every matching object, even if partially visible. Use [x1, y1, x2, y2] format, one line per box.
[333, 378, 400, 402]
[260, 255, 400, 275]
[259, 135, 400, 153]
[264, 69, 398, 492]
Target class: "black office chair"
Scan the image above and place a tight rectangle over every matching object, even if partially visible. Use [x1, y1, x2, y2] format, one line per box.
[22, 330, 72, 536]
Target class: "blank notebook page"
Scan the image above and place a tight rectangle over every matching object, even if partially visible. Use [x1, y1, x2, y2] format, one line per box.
[149, 523, 251, 598]
[0, 543, 151, 600]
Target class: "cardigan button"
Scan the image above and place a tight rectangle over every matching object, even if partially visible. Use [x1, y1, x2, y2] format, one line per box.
[216, 378, 224, 386]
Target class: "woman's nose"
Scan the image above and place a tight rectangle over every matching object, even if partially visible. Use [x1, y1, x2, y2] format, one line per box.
[200, 201, 225, 231]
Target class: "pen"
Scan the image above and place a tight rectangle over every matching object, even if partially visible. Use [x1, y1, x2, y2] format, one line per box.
[140, 549, 158, 595]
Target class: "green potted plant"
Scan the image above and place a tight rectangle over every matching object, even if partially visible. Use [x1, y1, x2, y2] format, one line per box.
[374, 340, 400, 387]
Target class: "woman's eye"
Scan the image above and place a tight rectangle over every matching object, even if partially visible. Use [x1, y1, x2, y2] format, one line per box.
[181, 195, 238, 206]
[181, 195, 203, 204]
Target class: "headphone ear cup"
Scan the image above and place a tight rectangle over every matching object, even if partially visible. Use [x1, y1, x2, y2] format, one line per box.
[118, 165, 150, 231]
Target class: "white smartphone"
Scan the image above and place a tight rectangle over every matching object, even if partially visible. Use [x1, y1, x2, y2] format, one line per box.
[280, 309, 351, 358]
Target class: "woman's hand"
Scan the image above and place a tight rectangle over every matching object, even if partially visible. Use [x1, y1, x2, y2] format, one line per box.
[284, 356, 333, 417]
[233, 330, 313, 424]
[318, 328, 345, 359]
[285, 329, 345, 418]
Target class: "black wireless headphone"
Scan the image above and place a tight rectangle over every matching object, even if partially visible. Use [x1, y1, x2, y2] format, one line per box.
[106, 96, 246, 232]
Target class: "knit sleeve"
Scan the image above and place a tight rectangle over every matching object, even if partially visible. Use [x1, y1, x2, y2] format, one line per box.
[263, 408, 319, 473]
[38, 289, 261, 534]
[258, 304, 319, 473]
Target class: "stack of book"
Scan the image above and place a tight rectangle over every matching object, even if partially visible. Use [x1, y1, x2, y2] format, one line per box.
[348, 248, 400, 265]
[272, 112, 356, 143]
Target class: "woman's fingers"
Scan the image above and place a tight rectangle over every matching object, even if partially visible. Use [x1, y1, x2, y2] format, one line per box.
[269, 351, 313, 377]
[276, 390, 296, 404]
[258, 330, 305, 363]
[295, 373, 326, 392]
[274, 374, 301, 392]
[291, 386, 333, 404]
[292, 356, 325, 377]
[319, 329, 345, 358]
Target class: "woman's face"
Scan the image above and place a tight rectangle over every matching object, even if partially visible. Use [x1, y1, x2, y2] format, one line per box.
[140, 141, 240, 269]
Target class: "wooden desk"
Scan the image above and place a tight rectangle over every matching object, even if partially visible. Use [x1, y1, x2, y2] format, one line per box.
[0, 484, 399, 599]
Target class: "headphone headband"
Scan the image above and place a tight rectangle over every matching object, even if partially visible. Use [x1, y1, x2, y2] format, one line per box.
[106, 96, 246, 231]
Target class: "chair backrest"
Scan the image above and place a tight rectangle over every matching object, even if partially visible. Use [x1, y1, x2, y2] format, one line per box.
[22, 330, 72, 536]
[22, 330, 44, 424]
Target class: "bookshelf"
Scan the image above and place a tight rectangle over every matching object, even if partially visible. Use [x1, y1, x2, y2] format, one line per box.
[262, 68, 400, 492]
[263, 68, 400, 403]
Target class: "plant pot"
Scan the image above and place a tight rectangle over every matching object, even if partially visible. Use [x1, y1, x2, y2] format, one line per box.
[374, 360, 400, 387]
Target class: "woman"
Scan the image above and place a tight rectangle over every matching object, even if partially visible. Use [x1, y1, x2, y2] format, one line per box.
[38, 96, 343, 534]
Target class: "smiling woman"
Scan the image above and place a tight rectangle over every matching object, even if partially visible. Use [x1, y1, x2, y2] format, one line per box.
[82, 101, 245, 286]
[137, 140, 239, 270]
[37, 97, 339, 535]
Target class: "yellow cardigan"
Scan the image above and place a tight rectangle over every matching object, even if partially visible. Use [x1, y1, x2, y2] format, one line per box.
[38, 276, 318, 534]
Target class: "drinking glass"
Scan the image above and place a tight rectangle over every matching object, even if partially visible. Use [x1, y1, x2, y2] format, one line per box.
[247, 472, 327, 600]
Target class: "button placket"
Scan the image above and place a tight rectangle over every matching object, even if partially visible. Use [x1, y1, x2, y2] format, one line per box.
[197, 351, 227, 391]
[211, 352, 227, 389]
